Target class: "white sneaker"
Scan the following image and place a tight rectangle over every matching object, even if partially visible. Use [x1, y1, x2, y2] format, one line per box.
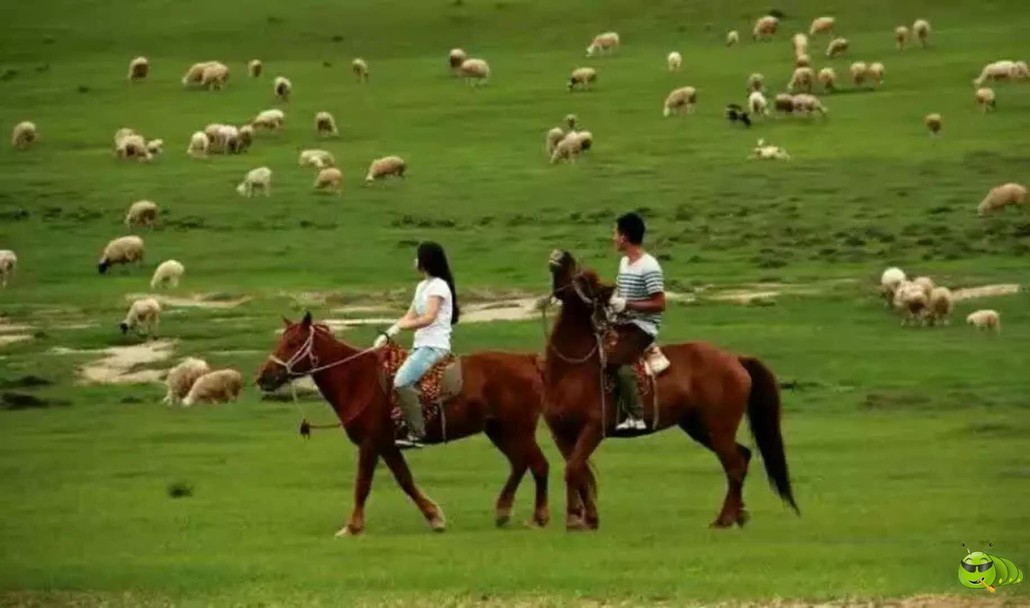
[615, 417, 646, 432]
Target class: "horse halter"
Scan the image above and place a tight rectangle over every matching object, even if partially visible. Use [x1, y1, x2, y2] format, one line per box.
[267, 324, 377, 378]
[546, 256, 612, 364]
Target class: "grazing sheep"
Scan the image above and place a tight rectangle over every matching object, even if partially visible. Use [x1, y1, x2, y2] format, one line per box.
[912, 19, 930, 47]
[818, 67, 837, 92]
[365, 155, 406, 183]
[237, 125, 253, 153]
[792, 93, 828, 116]
[163, 357, 211, 405]
[146, 139, 164, 156]
[792, 33, 809, 58]
[752, 16, 779, 41]
[251, 109, 285, 131]
[550, 131, 587, 164]
[748, 72, 765, 92]
[546, 127, 566, 155]
[574, 131, 593, 152]
[849, 62, 869, 86]
[125, 200, 159, 228]
[787, 66, 815, 93]
[826, 37, 849, 58]
[973, 60, 1028, 87]
[120, 297, 161, 338]
[314, 167, 343, 193]
[315, 111, 338, 137]
[880, 266, 906, 306]
[977, 183, 1027, 216]
[663, 86, 697, 117]
[568, 67, 597, 91]
[0, 250, 16, 288]
[459, 58, 490, 85]
[201, 124, 239, 154]
[237, 167, 272, 197]
[867, 62, 885, 86]
[116, 133, 151, 161]
[667, 51, 682, 71]
[182, 369, 244, 406]
[199, 62, 229, 90]
[748, 90, 769, 116]
[150, 259, 184, 289]
[181, 61, 216, 86]
[248, 59, 262, 77]
[564, 113, 578, 130]
[809, 16, 835, 36]
[773, 93, 795, 114]
[273, 76, 292, 101]
[352, 58, 369, 82]
[127, 56, 149, 82]
[976, 87, 997, 112]
[893, 281, 927, 326]
[912, 276, 935, 298]
[966, 310, 1001, 333]
[586, 32, 620, 57]
[795, 54, 812, 68]
[925, 113, 942, 135]
[749, 138, 790, 160]
[926, 287, 953, 326]
[895, 26, 909, 50]
[11, 121, 37, 149]
[726, 30, 739, 47]
[299, 149, 335, 169]
[98, 235, 144, 274]
[449, 48, 467, 70]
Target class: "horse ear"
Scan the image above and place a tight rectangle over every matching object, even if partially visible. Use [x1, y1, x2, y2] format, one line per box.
[281, 316, 292, 329]
[302, 311, 313, 327]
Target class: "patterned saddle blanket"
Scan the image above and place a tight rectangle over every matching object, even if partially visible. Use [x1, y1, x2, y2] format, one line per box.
[378, 343, 463, 431]
[602, 331, 671, 414]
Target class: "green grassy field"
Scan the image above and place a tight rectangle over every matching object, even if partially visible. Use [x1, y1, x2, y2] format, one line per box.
[2, 0, 1030, 605]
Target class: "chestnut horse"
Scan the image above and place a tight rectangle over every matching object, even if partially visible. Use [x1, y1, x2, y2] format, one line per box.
[544, 250, 799, 530]
[256, 312, 549, 535]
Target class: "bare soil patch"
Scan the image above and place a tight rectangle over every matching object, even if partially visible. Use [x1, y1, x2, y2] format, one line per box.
[49, 340, 177, 385]
[125, 293, 252, 310]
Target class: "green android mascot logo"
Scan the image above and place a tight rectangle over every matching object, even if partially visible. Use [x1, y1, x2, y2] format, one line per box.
[958, 543, 1024, 593]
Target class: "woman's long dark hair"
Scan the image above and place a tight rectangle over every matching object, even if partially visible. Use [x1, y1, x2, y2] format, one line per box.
[417, 241, 460, 324]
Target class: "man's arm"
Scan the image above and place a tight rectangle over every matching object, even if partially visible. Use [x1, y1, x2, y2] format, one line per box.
[626, 292, 665, 313]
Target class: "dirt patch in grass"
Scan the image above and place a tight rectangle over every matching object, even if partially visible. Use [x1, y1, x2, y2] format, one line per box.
[51, 340, 176, 385]
[0, 335, 32, 347]
[952, 284, 1020, 301]
[124, 293, 252, 310]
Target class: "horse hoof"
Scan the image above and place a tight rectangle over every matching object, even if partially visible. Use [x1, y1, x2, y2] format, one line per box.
[566, 517, 591, 532]
[736, 509, 751, 528]
[708, 519, 734, 529]
[429, 517, 447, 532]
[496, 514, 512, 528]
[335, 525, 362, 538]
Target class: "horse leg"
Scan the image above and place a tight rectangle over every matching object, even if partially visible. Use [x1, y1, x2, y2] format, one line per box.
[484, 423, 529, 527]
[380, 448, 446, 532]
[489, 422, 551, 528]
[337, 442, 379, 537]
[550, 429, 585, 527]
[680, 416, 751, 528]
[565, 425, 603, 531]
[525, 437, 550, 527]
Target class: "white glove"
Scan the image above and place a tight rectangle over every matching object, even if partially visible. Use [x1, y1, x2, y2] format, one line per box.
[608, 295, 627, 313]
[373, 323, 400, 348]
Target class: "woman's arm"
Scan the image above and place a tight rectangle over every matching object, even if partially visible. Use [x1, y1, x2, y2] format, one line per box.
[398, 296, 442, 330]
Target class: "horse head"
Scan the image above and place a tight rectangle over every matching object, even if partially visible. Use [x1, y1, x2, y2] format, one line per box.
[256, 311, 333, 391]
[548, 249, 616, 329]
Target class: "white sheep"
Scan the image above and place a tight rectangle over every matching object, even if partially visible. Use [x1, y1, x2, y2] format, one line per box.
[187, 131, 209, 157]
[550, 131, 589, 164]
[298, 149, 335, 169]
[459, 58, 490, 85]
[146, 139, 164, 156]
[893, 281, 928, 326]
[150, 259, 185, 289]
[365, 156, 407, 183]
[913, 276, 935, 298]
[925, 113, 942, 135]
[912, 19, 931, 47]
[976, 87, 997, 112]
[125, 200, 158, 228]
[182, 369, 244, 406]
[792, 93, 828, 116]
[127, 56, 149, 82]
[201, 124, 238, 154]
[867, 62, 885, 86]
[795, 54, 812, 68]
[879, 266, 906, 306]
[315, 111, 338, 137]
[752, 16, 779, 41]
[182, 61, 216, 86]
[449, 48, 467, 71]
[237, 167, 272, 197]
[748, 90, 769, 116]
[926, 287, 953, 326]
[973, 60, 1028, 87]
[667, 51, 682, 71]
[826, 37, 849, 58]
[273, 76, 292, 102]
[120, 297, 161, 338]
[586, 32, 620, 57]
[818, 67, 837, 92]
[546, 127, 566, 155]
[977, 183, 1027, 216]
[352, 58, 369, 82]
[98, 236, 144, 274]
[663, 86, 697, 117]
[11, 121, 37, 149]
[0, 250, 16, 288]
[809, 16, 835, 36]
[787, 66, 815, 93]
[966, 310, 1000, 333]
[726, 30, 739, 47]
[773, 93, 795, 114]
[792, 33, 809, 58]
[895, 26, 910, 50]
[116, 134, 151, 161]
[314, 167, 343, 193]
[248, 59, 262, 78]
[850, 61, 869, 86]
[163, 357, 211, 405]
[237, 125, 254, 153]
[199, 62, 229, 90]
[564, 113, 578, 130]
[568, 67, 597, 91]
[748, 72, 765, 92]
[749, 138, 790, 160]
[252, 109, 285, 131]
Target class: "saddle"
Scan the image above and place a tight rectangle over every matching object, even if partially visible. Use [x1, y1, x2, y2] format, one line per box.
[602, 331, 671, 423]
[377, 343, 463, 433]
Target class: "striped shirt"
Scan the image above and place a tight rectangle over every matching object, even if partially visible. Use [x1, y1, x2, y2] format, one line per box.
[616, 253, 664, 336]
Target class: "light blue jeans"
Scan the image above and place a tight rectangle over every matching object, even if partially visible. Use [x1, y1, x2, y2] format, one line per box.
[394, 347, 449, 389]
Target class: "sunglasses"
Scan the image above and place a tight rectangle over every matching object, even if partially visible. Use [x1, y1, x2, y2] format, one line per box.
[960, 561, 993, 573]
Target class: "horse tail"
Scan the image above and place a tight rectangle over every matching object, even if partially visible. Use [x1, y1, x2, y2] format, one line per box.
[739, 356, 800, 515]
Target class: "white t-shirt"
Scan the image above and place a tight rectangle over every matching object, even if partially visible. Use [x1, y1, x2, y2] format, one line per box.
[411, 277, 453, 349]
[616, 253, 664, 337]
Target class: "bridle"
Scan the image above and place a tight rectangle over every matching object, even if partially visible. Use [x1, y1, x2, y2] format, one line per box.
[545, 258, 611, 365]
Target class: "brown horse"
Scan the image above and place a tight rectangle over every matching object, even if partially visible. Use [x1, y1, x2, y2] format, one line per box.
[544, 250, 799, 530]
[256, 312, 549, 535]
